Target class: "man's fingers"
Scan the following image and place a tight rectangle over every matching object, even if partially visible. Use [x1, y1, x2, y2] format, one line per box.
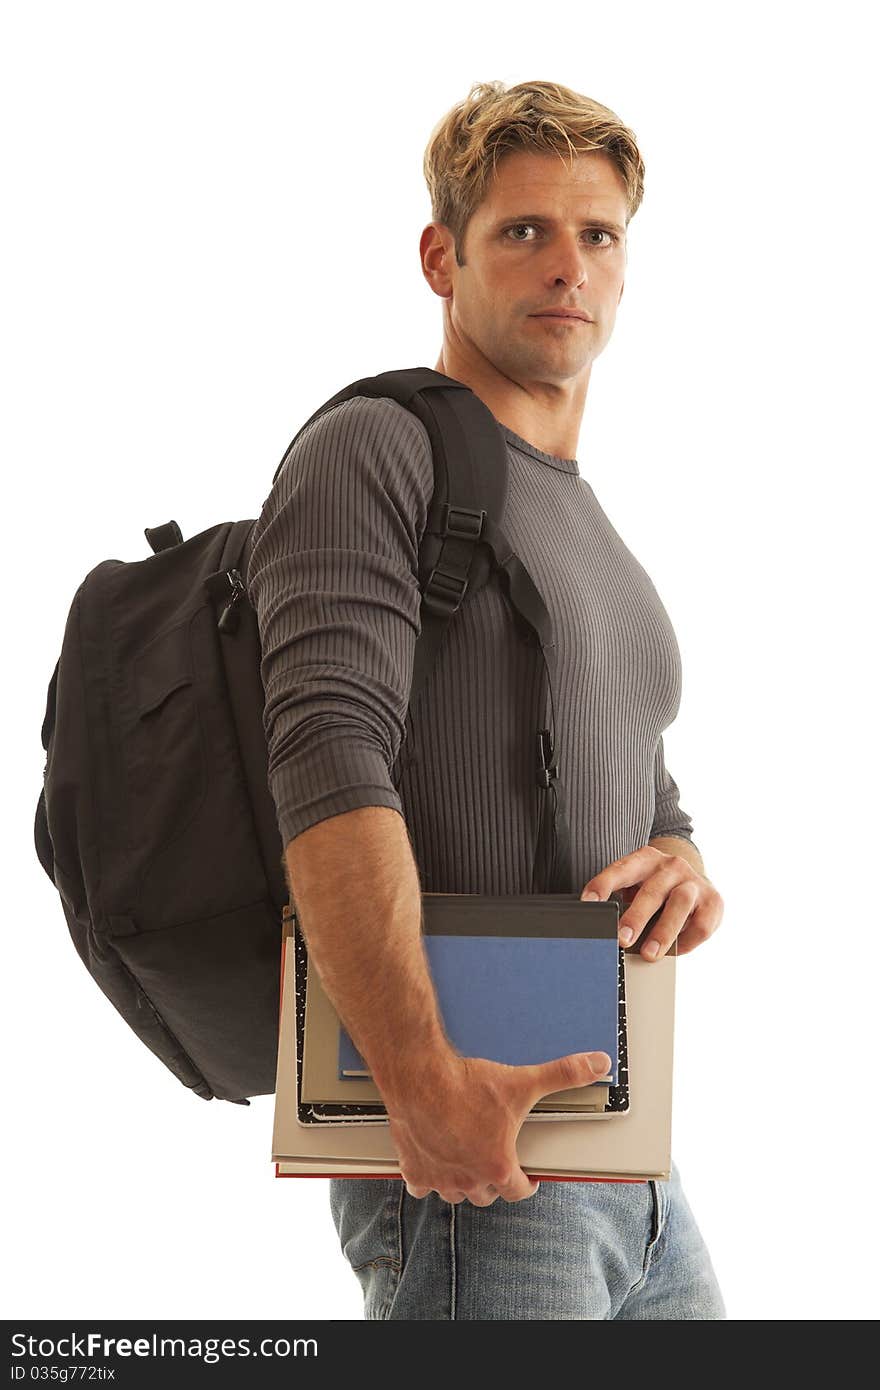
[523, 1050, 611, 1104]
[464, 1185, 499, 1208]
[405, 1166, 540, 1207]
[581, 847, 666, 901]
[493, 1171, 540, 1204]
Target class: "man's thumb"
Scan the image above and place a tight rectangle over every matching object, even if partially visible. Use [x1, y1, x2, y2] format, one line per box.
[532, 1050, 612, 1099]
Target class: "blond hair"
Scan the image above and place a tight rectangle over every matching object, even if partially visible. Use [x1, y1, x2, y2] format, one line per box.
[423, 79, 645, 265]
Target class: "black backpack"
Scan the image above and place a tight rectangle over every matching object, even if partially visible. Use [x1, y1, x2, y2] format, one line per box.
[33, 366, 573, 1105]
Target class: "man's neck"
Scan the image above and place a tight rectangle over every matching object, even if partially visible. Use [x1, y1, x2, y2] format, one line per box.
[433, 351, 588, 461]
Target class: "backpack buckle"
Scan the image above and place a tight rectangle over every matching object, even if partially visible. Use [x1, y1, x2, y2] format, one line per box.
[442, 504, 486, 540]
[423, 565, 469, 618]
[421, 505, 487, 617]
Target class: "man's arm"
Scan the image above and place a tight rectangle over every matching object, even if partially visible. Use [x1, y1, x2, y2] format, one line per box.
[247, 395, 457, 1104]
[245, 394, 436, 853]
[284, 804, 457, 1108]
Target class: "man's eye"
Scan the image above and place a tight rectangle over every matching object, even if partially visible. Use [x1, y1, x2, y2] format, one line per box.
[504, 224, 617, 246]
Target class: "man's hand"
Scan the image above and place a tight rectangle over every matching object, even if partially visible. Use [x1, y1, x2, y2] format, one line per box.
[385, 1048, 612, 1206]
[580, 845, 723, 959]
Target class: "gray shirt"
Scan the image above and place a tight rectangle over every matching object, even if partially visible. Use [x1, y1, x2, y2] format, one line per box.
[244, 392, 697, 893]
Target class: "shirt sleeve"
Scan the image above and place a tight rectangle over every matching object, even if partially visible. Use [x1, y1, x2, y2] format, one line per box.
[245, 393, 434, 848]
[649, 734, 699, 851]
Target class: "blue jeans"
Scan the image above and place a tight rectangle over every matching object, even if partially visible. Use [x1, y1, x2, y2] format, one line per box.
[329, 1158, 725, 1319]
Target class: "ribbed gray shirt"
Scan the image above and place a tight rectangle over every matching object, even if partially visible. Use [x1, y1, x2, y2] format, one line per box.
[244, 392, 697, 894]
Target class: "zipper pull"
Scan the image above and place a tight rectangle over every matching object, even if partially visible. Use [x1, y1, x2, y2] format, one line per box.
[217, 569, 245, 634]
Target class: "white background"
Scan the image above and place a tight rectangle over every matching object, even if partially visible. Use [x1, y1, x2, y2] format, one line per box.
[3, 0, 876, 1323]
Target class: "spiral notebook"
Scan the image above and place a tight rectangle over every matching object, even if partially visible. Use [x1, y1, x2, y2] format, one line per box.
[289, 893, 633, 1126]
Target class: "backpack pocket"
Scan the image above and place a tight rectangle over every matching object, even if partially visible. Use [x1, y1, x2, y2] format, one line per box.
[130, 618, 207, 851]
[120, 601, 269, 926]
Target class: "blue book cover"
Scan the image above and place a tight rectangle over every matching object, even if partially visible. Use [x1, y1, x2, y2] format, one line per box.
[337, 895, 619, 1085]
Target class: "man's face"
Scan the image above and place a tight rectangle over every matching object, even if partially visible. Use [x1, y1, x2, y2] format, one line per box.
[436, 149, 628, 386]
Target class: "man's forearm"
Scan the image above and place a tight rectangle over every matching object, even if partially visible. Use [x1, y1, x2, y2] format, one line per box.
[648, 834, 705, 877]
[283, 804, 456, 1107]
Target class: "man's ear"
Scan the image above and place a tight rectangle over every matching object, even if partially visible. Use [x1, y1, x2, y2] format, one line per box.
[421, 222, 457, 300]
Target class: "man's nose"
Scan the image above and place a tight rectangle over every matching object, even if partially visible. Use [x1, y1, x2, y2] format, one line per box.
[548, 235, 589, 287]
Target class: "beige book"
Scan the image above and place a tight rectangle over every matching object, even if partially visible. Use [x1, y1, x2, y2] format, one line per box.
[272, 919, 675, 1182]
[276, 1160, 649, 1182]
[301, 943, 610, 1114]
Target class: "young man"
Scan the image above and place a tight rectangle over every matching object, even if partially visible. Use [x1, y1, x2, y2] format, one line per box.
[246, 80, 726, 1319]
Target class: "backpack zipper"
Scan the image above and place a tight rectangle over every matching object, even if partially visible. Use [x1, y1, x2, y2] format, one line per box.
[217, 569, 246, 634]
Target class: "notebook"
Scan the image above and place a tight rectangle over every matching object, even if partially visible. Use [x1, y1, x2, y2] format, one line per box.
[294, 894, 631, 1124]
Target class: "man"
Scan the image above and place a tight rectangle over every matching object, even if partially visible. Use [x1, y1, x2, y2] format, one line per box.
[246, 79, 726, 1318]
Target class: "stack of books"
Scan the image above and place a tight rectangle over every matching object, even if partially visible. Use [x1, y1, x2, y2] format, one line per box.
[271, 893, 676, 1184]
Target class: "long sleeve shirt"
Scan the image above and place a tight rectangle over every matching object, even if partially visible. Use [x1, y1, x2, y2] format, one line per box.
[244, 391, 697, 894]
